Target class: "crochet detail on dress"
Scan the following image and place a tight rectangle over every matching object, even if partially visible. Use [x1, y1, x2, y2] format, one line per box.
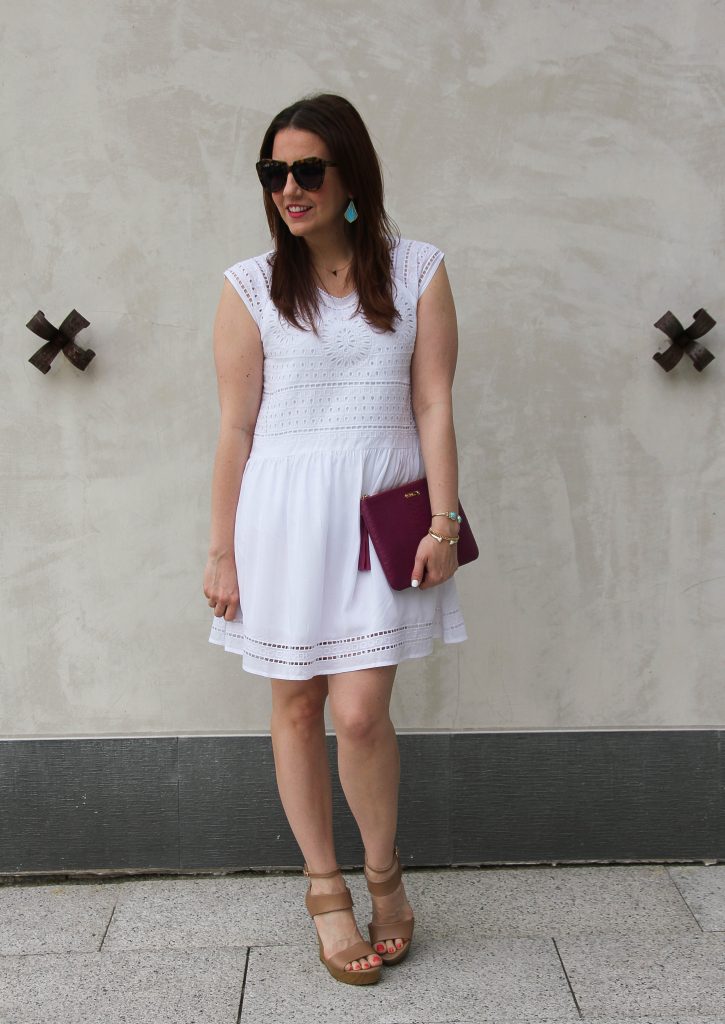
[242, 260, 422, 445]
[223, 240, 443, 332]
[223, 255, 272, 325]
[320, 320, 372, 367]
[211, 610, 466, 669]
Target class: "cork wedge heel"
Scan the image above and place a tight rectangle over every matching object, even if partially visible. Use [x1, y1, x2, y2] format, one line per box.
[364, 846, 415, 965]
[303, 864, 382, 985]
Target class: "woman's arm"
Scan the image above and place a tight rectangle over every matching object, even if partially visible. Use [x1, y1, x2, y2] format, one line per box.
[409, 260, 461, 590]
[204, 279, 264, 619]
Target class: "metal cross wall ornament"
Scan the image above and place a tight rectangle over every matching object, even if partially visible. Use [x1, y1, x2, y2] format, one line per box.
[27, 309, 95, 374]
[653, 309, 715, 372]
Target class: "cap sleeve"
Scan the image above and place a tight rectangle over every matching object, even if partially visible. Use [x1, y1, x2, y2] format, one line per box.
[222, 254, 272, 328]
[393, 238, 445, 301]
[416, 241, 444, 297]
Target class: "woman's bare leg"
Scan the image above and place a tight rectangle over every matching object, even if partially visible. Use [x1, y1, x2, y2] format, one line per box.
[270, 674, 381, 973]
[327, 664, 414, 957]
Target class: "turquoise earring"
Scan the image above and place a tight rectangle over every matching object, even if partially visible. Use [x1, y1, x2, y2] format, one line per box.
[344, 199, 358, 223]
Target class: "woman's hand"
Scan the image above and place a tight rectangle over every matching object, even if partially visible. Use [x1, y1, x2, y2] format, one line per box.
[204, 551, 240, 620]
[410, 532, 459, 590]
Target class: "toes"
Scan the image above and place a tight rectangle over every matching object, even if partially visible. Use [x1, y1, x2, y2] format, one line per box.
[381, 938, 406, 953]
[345, 954, 382, 971]
[352, 958, 373, 970]
[375, 942, 386, 953]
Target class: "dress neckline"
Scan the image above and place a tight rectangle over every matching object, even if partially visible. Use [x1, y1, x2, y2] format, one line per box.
[317, 287, 358, 307]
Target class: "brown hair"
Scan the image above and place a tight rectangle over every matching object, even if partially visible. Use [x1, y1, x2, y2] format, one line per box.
[259, 93, 399, 333]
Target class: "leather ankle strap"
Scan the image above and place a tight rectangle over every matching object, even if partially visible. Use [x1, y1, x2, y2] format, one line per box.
[364, 844, 399, 874]
[302, 864, 341, 878]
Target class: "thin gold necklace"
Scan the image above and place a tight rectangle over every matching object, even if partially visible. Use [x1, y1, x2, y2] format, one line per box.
[313, 258, 352, 278]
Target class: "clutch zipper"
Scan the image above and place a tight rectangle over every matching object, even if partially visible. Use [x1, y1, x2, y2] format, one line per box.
[359, 493, 371, 570]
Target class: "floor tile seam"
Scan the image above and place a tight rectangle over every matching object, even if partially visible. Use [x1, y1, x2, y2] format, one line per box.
[380, 925, 711, 939]
[0, 944, 253, 958]
[4, 922, 722, 956]
[0, 941, 329, 957]
[237, 946, 249, 1024]
[105, 940, 309, 950]
[550, 935, 584, 1019]
[97, 901, 116, 951]
[552, 928, 725, 942]
[0, 944, 146, 956]
[664, 865, 709, 934]
[5, 926, 719, 957]
[539, 928, 706, 941]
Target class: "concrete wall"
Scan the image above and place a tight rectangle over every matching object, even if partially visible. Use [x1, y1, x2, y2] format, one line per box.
[2, 0, 724, 738]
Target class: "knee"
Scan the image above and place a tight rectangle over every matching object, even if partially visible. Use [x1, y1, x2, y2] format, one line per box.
[334, 706, 389, 745]
[273, 690, 326, 732]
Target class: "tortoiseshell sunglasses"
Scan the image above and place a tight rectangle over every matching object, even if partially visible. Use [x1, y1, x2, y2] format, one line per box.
[256, 157, 338, 193]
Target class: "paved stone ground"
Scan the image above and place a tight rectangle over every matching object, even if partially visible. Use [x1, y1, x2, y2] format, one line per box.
[1, 863, 724, 1023]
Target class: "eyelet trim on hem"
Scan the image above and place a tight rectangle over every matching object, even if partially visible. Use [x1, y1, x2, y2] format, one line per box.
[210, 612, 466, 669]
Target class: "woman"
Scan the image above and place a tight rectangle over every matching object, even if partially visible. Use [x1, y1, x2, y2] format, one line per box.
[204, 94, 467, 986]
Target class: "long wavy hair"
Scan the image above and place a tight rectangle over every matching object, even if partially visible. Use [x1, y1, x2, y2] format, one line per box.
[258, 93, 399, 333]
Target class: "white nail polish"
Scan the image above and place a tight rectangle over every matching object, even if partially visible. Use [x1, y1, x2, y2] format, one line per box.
[411, 579, 419, 588]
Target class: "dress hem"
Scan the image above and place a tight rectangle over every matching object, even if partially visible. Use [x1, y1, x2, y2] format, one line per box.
[208, 630, 467, 680]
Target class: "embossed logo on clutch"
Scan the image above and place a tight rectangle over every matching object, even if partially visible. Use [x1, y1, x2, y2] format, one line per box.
[404, 490, 421, 498]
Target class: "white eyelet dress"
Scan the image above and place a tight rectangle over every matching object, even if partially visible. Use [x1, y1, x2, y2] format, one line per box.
[209, 237, 468, 679]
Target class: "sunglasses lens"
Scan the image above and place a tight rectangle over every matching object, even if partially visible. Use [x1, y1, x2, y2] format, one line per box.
[257, 162, 287, 192]
[293, 160, 326, 191]
[256, 159, 329, 192]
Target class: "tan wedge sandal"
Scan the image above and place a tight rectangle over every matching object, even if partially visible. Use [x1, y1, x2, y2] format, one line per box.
[303, 864, 382, 985]
[364, 845, 415, 965]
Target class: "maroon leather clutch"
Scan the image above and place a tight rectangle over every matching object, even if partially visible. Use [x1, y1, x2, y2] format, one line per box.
[358, 476, 479, 590]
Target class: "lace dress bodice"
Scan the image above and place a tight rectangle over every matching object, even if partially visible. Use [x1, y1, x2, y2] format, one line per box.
[223, 238, 444, 456]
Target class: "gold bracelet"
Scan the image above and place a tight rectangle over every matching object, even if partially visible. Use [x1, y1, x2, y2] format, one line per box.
[431, 511, 463, 524]
[428, 528, 460, 545]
